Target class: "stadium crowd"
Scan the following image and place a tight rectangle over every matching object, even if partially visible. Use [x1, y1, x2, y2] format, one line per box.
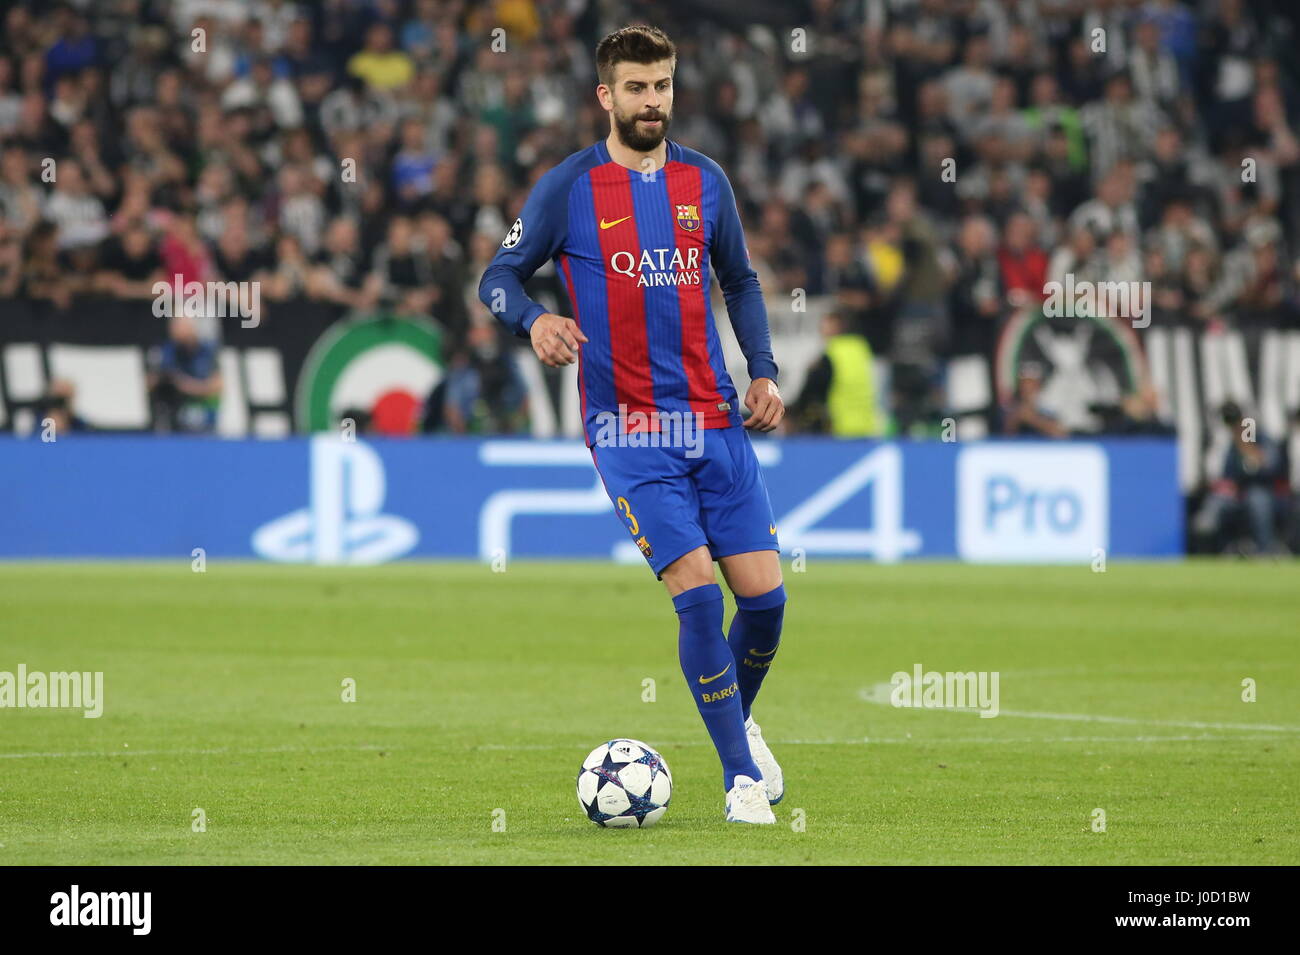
[1, 0, 1299, 549]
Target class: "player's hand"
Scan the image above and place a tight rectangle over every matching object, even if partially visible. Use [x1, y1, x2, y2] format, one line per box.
[529, 313, 588, 367]
[743, 377, 784, 432]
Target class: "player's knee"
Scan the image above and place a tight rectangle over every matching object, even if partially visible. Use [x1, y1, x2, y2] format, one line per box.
[721, 550, 783, 599]
[735, 582, 786, 615]
[661, 546, 715, 596]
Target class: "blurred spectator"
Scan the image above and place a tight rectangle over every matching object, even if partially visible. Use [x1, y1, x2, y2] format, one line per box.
[997, 212, 1048, 308]
[821, 231, 875, 332]
[35, 379, 88, 435]
[221, 57, 303, 129]
[213, 212, 271, 285]
[1082, 72, 1163, 181]
[391, 116, 439, 204]
[347, 23, 414, 92]
[310, 216, 379, 311]
[264, 232, 311, 301]
[948, 214, 1002, 357]
[371, 214, 437, 317]
[1024, 73, 1086, 171]
[148, 314, 222, 434]
[1003, 363, 1068, 438]
[0, 218, 20, 296]
[95, 221, 164, 298]
[789, 311, 881, 437]
[416, 210, 468, 340]
[425, 319, 528, 435]
[44, 159, 108, 250]
[319, 74, 398, 137]
[19, 221, 69, 308]
[273, 164, 326, 256]
[1193, 402, 1292, 555]
[45, 7, 98, 84]
[1070, 163, 1140, 242]
[0, 144, 42, 234]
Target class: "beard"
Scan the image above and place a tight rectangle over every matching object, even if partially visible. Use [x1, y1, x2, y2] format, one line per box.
[613, 104, 671, 152]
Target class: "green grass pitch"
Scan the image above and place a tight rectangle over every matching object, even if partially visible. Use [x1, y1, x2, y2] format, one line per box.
[0, 561, 1296, 865]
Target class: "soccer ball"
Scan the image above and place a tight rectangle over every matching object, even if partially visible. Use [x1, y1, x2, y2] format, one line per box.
[576, 738, 672, 828]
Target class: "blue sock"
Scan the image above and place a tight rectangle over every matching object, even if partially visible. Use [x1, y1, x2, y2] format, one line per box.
[727, 584, 786, 722]
[673, 583, 761, 791]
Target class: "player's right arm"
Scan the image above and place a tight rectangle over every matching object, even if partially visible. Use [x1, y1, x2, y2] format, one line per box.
[477, 166, 587, 367]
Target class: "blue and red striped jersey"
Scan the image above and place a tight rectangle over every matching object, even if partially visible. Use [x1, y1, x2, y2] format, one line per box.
[478, 139, 778, 445]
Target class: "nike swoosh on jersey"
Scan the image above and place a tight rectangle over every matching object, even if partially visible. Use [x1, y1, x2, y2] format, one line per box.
[698, 662, 733, 684]
[599, 215, 633, 230]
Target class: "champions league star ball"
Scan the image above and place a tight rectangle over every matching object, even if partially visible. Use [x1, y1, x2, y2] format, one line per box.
[576, 739, 672, 828]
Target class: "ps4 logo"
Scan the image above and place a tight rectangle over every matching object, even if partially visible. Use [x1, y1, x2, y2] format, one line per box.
[478, 441, 922, 564]
[253, 437, 418, 564]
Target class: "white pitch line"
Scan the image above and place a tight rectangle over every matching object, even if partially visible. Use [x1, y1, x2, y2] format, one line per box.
[773, 734, 1297, 744]
[0, 743, 391, 760]
[4, 734, 1292, 761]
[475, 733, 1295, 749]
[858, 684, 1300, 734]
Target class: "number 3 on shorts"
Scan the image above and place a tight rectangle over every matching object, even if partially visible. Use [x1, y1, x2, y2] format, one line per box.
[615, 496, 639, 536]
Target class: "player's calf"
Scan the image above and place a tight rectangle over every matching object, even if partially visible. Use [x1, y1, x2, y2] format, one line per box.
[672, 582, 763, 794]
[727, 583, 785, 721]
[726, 582, 786, 803]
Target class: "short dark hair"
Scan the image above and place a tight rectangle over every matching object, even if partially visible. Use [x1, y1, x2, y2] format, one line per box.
[596, 25, 676, 89]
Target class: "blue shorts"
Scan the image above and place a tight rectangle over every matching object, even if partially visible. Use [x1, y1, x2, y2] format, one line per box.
[590, 425, 780, 579]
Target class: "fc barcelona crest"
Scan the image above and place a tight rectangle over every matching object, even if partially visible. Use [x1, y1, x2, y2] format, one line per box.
[675, 203, 700, 232]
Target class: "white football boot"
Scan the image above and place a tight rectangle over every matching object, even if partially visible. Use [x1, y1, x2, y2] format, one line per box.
[745, 716, 784, 804]
[725, 774, 776, 824]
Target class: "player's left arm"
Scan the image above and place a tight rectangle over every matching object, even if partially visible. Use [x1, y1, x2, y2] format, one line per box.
[709, 167, 783, 431]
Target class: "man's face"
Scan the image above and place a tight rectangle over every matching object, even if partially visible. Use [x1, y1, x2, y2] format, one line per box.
[603, 59, 673, 152]
[170, 315, 199, 349]
[123, 227, 150, 256]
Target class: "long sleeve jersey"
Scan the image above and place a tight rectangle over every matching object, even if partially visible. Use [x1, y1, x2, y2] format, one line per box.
[478, 138, 778, 445]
